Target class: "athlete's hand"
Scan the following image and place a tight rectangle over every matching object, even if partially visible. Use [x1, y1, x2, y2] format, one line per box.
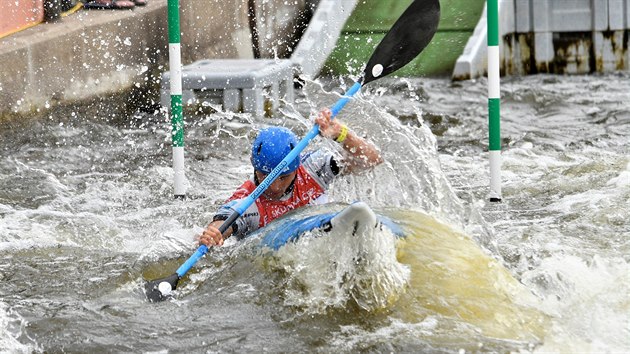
[197, 223, 224, 247]
[315, 108, 343, 140]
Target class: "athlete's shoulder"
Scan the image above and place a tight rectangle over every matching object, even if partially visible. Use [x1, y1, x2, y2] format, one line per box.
[228, 179, 256, 202]
[301, 148, 339, 189]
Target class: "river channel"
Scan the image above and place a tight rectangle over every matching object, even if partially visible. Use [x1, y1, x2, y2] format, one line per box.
[0, 72, 628, 353]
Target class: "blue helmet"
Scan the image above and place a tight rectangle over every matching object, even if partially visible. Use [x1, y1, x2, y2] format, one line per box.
[251, 127, 300, 174]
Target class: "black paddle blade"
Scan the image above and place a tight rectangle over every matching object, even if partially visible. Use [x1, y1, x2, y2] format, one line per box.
[363, 0, 440, 85]
[145, 273, 179, 302]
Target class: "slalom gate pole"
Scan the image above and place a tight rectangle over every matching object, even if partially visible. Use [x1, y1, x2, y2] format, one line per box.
[487, 0, 502, 202]
[168, 0, 186, 198]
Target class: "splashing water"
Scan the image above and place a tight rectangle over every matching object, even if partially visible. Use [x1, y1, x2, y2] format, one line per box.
[258, 205, 410, 314]
[0, 73, 628, 352]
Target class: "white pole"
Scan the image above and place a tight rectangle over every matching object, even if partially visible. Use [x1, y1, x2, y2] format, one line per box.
[487, 0, 502, 202]
[168, 0, 186, 198]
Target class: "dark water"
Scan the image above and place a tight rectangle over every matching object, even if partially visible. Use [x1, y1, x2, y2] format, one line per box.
[1, 73, 628, 353]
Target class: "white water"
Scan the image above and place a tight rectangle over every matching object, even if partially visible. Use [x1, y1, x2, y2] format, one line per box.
[0, 73, 628, 352]
[0, 301, 38, 353]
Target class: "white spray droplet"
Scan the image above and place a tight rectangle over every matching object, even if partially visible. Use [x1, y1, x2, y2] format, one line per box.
[372, 64, 384, 78]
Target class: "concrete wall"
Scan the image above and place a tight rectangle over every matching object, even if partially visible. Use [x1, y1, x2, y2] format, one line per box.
[453, 0, 630, 80]
[511, 0, 629, 74]
[178, 1, 252, 61]
[251, 0, 308, 58]
[0, 0, 308, 118]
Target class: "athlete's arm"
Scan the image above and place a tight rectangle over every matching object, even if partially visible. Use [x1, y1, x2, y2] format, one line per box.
[315, 108, 383, 174]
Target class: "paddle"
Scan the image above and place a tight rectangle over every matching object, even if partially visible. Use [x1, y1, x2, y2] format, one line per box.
[145, 0, 440, 302]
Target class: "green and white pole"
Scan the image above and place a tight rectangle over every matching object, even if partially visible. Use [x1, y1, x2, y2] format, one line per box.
[168, 0, 185, 198]
[487, 0, 501, 202]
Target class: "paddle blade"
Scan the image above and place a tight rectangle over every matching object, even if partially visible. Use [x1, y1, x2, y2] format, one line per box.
[145, 273, 179, 302]
[363, 0, 440, 84]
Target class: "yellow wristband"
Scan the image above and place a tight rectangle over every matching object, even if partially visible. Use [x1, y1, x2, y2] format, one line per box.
[335, 124, 348, 143]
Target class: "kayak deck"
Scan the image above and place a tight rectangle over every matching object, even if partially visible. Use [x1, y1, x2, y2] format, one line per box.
[260, 202, 403, 250]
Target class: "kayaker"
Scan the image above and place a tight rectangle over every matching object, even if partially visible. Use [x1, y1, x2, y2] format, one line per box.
[198, 108, 383, 246]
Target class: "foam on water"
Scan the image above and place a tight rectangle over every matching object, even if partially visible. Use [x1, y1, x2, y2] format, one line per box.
[255, 206, 547, 352]
[417, 73, 630, 352]
[0, 301, 38, 353]
[392, 210, 546, 345]
[523, 255, 630, 353]
[256, 205, 409, 314]
[0, 73, 628, 352]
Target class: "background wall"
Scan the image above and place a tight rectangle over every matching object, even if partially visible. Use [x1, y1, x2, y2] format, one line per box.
[0, 0, 309, 118]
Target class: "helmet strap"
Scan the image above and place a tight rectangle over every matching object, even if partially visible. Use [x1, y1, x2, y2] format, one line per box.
[282, 174, 297, 197]
[253, 169, 260, 186]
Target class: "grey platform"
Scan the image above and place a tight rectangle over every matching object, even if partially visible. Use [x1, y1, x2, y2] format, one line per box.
[159, 0, 357, 117]
[160, 59, 294, 118]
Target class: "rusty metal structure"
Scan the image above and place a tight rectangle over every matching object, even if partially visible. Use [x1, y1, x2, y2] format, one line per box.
[454, 0, 630, 80]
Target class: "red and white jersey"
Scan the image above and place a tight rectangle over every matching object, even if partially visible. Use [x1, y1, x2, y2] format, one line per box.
[214, 149, 338, 238]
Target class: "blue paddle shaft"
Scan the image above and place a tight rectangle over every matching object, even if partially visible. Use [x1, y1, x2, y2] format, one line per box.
[174, 82, 363, 278]
[176, 245, 207, 277]
[331, 82, 362, 116]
